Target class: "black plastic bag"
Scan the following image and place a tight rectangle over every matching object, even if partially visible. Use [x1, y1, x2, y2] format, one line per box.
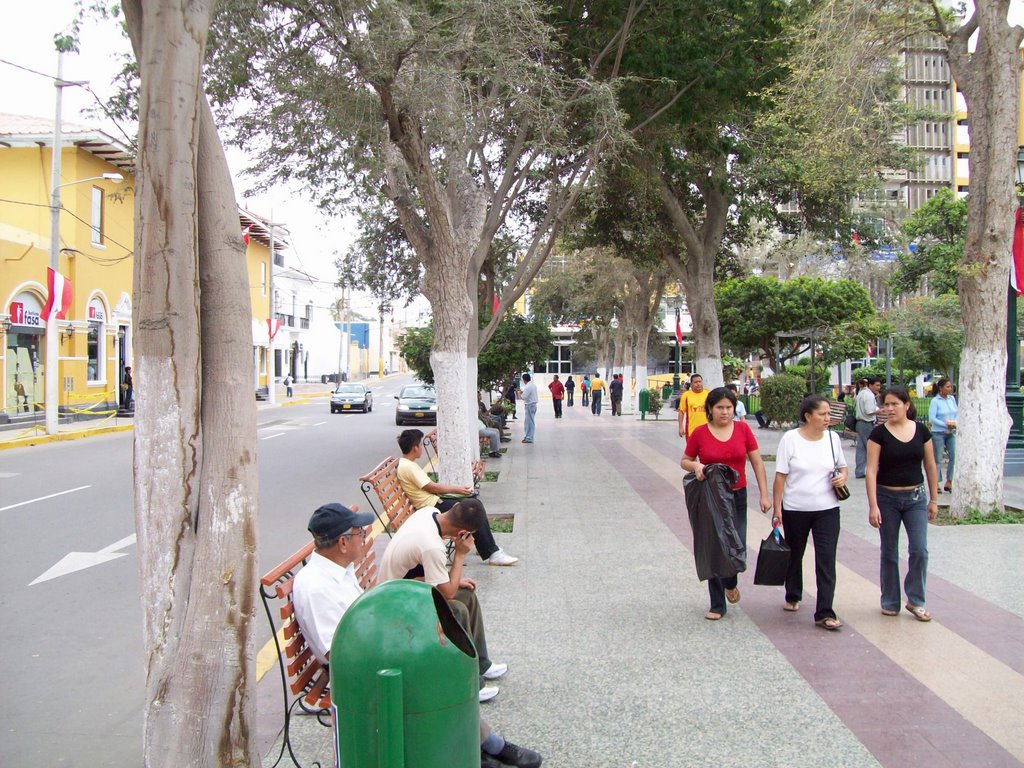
[844, 408, 857, 432]
[683, 464, 746, 581]
[754, 526, 791, 586]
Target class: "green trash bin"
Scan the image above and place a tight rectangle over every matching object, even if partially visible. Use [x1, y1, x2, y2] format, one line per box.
[331, 580, 480, 768]
[662, 384, 672, 400]
[638, 389, 650, 420]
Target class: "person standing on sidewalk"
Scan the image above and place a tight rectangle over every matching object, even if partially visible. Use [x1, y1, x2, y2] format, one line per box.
[284, 373, 294, 397]
[772, 395, 847, 631]
[677, 374, 708, 439]
[589, 373, 606, 415]
[520, 373, 539, 443]
[866, 386, 939, 622]
[854, 377, 881, 477]
[548, 375, 565, 419]
[565, 375, 575, 407]
[680, 387, 772, 621]
[928, 377, 957, 493]
[580, 375, 590, 408]
[609, 374, 624, 416]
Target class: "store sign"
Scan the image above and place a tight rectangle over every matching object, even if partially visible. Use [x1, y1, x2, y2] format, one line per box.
[88, 299, 106, 322]
[9, 299, 44, 329]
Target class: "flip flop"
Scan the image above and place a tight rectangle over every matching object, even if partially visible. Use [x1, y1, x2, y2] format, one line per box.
[784, 602, 800, 612]
[881, 609, 899, 616]
[725, 587, 740, 604]
[815, 617, 843, 631]
[704, 612, 723, 621]
[905, 604, 932, 622]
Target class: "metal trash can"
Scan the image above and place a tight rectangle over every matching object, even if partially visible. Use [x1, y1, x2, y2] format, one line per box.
[638, 389, 650, 420]
[330, 580, 480, 768]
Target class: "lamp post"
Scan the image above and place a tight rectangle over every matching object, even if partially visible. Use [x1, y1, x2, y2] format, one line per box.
[1005, 148, 1024, 474]
[671, 296, 683, 394]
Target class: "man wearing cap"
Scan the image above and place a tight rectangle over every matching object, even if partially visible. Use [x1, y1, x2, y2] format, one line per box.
[378, 498, 508, 698]
[397, 429, 518, 566]
[292, 503, 542, 768]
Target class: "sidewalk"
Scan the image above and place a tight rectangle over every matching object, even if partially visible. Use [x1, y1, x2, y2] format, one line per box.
[266, 404, 1024, 767]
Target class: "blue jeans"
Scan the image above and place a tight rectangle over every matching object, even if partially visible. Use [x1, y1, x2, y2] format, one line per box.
[523, 402, 538, 441]
[592, 391, 603, 414]
[708, 487, 747, 615]
[932, 432, 956, 484]
[855, 420, 874, 477]
[876, 486, 929, 611]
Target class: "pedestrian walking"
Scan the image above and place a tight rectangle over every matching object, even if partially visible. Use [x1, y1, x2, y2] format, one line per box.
[123, 367, 134, 410]
[680, 386, 772, 621]
[565, 375, 575, 407]
[520, 373, 538, 443]
[772, 395, 847, 630]
[854, 377, 881, 477]
[589, 373, 606, 415]
[609, 374, 623, 416]
[580, 376, 590, 408]
[284, 373, 294, 397]
[866, 386, 939, 622]
[677, 374, 708, 438]
[928, 378, 957, 493]
[548, 374, 565, 419]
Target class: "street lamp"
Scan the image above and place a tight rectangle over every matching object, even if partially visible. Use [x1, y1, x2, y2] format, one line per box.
[1005, 148, 1024, 474]
[670, 295, 683, 394]
[44, 172, 125, 434]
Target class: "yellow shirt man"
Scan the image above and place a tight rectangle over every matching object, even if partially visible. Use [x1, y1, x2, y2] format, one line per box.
[589, 375, 606, 394]
[677, 375, 708, 438]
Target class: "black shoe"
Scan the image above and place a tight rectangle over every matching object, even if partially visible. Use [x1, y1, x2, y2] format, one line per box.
[500, 437, 512, 442]
[481, 753, 503, 768]
[488, 451, 503, 458]
[497, 742, 542, 768]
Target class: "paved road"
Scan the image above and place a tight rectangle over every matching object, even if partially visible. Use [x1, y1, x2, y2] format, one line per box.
[0, 375, 419, 767]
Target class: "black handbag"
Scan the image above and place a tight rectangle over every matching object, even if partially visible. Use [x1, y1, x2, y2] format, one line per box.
[844, 408, 857, 432]
[754, 525, 790, 586]
[829, 431, 851, 501]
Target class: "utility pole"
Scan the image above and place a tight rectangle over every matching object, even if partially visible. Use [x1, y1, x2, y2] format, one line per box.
[378, 309, 385, 377]
[267, 218, 277, 405]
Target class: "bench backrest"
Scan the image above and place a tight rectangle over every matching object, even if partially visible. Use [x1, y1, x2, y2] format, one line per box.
[259, 525, 378, 713]
[827, 400, 848, 427]
[359, 456, 417, 535]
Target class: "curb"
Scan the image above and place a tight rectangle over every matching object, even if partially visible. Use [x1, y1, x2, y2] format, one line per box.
[0, 423, 134, 451]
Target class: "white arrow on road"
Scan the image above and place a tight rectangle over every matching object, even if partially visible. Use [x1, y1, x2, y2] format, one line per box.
[30, 533, 137, 586]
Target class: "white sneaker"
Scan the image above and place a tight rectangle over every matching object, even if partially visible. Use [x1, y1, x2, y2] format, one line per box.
[486, 550, 519, 566]
[482, 662, 508, 680]
[479, 686, 499, 702]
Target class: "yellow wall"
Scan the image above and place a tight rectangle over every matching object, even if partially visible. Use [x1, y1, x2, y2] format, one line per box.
[246, 239, 271, 389]
[1, 144, 134, 417]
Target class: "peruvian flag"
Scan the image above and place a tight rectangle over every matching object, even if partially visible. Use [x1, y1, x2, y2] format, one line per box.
[242, 226, 252, 246]
[675, 315, 683, 345]
[267, 318, 281, 342]
[42, 267, 72, 321]
[1012, 206, 1024, 296]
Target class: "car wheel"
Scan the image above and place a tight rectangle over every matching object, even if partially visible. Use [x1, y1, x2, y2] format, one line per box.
[330, 406, 337, 414]
[395, 415, 402, 425]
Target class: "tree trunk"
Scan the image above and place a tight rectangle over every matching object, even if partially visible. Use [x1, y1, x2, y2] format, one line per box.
[939, 1, 1024, 515]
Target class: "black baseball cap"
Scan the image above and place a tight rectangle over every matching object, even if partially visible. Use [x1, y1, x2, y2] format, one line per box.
[308, 503, 375, 538]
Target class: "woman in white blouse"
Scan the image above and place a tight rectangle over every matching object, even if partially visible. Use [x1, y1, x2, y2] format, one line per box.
[772, 395, 849, 631]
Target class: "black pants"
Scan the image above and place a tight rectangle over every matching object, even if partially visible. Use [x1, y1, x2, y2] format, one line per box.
[566, 390, 574, 406]
[611, 396, 622, 415]
[553, 399, 563, 418]
[782, 506, 840, 622]
[436, 497, 499, 560]
[592, 391, 603, 414]
[708, 488, 748, 615]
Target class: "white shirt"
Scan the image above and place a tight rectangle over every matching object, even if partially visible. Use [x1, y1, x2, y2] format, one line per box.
[292, 551, 364, 664]
[379, 507, 450, 586]
[734, 400, 747, 421]
[855, 387, 878, 422]
[521, 381, 539, 405]
[775, 429, 847, 511]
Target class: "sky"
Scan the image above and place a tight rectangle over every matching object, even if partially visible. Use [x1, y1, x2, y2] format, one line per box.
[0, 0, 364, 299]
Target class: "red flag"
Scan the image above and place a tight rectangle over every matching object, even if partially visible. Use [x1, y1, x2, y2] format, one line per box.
[675, 316, 683, 345]
[267, 318, 281, 342]
[1012, 206, 1024, 296]
[242, 226, 251, 246]
[42, 267, 72, 321]
[492, 294, 500, 315]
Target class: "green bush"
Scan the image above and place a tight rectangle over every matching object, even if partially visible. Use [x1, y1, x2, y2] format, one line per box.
[760, 373, 806, 428]
[784, 363, 832, 395]
[644, 389, 663, 419]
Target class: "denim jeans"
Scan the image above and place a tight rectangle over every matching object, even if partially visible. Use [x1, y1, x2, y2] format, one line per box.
[876, 486, 929, 611]
[781, 507, 840, 622]
[708, 487, 748, 615]
[855, 420, 874, 477]
[592, 391, 603, 415]
[932, 432, 956, 484]
[524, 402, 538, 441]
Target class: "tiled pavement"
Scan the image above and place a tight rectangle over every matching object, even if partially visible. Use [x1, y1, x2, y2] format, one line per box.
[256, 401, 1023, 767]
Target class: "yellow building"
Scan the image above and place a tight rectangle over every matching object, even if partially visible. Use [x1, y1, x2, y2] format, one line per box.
[1, 114, 276, 423]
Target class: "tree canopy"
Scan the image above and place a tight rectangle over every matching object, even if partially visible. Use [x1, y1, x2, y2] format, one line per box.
[890, 189, 967, 297]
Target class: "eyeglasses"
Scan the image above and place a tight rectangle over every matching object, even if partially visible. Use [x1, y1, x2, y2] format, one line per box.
[340, 527, 368, 541]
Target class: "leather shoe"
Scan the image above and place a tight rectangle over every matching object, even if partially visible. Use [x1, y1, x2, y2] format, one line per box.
[498, 742, 543, 768]
[481, 753, 503, 768]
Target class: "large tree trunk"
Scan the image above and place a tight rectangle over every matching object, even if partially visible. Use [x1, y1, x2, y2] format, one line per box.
[939, 1, 1024, 515]
[126, 2, 258, 764]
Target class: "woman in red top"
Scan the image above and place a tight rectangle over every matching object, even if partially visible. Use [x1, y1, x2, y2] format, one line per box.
[681, 387, 772, 620]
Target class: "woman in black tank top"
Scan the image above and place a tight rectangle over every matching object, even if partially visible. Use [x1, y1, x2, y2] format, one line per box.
[865, 387, 939, 622]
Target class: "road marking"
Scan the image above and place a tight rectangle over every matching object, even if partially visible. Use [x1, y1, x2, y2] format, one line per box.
[311, 421, 327, 427]
[261, 433, 286, 440]
[1, 484, 92, 512]
[256, 628, 288, 682]
[30, 533, 137, 585]
[0, 472, 20, 479]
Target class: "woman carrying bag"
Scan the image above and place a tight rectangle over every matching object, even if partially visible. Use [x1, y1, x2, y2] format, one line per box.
[772, 395, 849, 631]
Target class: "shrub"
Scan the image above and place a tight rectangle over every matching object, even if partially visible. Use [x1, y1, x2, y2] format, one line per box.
[760, 373, 805, 428]
[645, 389, 663, 419]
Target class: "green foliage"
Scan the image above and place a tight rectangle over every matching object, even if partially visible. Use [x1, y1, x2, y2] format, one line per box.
[885, 294, 963, 377]
[850, 363, 922, 387]
[934, 506, 1024, 525]
[716, 276, 877, 370]
[722, 355, 745, 383]
[644, 388, 663, 419]
[759, 373, 806, 427]
[337, 204, 423, 313]
[890, 190, 967, 296]
[397, 315, 553, 391]
[784, 362, 832, 395]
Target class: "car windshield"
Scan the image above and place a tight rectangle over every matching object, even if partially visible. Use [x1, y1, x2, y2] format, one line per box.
[335, 384, 364, 394]
[401, 387, 435, 399]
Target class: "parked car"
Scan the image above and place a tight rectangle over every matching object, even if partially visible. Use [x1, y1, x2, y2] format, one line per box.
[330, 383, 373, 413]
[395, 385, 437, 425]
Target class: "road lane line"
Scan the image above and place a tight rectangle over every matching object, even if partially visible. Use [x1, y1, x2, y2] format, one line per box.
[261, 433, 286, 441]
[1, 484, 91, 512]
[256, 628, 288, 682]
[311, 421, 327, 426]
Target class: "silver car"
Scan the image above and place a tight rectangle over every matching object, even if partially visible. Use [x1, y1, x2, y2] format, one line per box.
[330, 383, 373, 413]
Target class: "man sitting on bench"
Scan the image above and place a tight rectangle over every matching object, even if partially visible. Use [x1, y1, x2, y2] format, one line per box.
[397, 429, 518, 566]
[292, 502, 542, 768]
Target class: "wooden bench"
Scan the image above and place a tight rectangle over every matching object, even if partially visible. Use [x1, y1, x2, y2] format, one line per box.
[424, 428, 485, 483]
[358, 456, 418, 536]
[259, 510, 378, 768]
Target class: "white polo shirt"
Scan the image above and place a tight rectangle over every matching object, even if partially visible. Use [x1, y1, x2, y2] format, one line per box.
[292, 551, 364, 664]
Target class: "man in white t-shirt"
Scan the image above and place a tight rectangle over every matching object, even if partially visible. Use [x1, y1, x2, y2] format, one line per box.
[379, 499, 508, 699]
